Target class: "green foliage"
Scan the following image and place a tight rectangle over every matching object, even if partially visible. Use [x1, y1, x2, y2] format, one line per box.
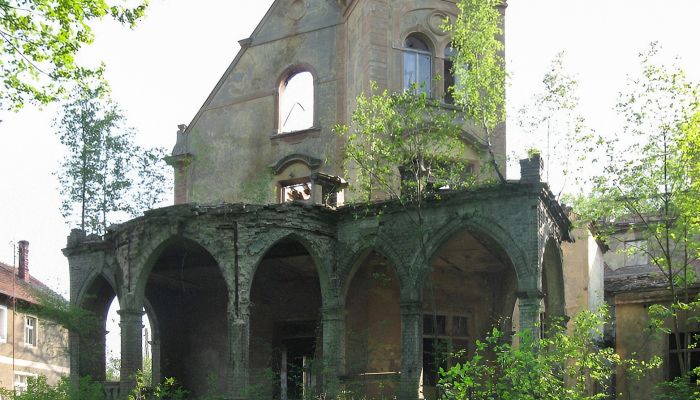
[21, 286, 98, 338]
[439, 307, 660, 400]
[0, 0, 149, 110]
[444, 0, 506, 181]
[517, 52, 592, 195]
[335, 81, 475, 205]
[128, 372, 188, 400]
[655, 368, 700, 400]
[0, 376, 105, 400]
[569, 44, 700, 377]
[55, 83, 171, 234]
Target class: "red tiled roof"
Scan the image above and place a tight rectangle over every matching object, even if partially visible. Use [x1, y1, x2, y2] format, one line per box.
[0, 261, 51, 304]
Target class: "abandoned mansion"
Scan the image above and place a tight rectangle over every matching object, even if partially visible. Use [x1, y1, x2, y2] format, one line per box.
[63, 0, 573, 399]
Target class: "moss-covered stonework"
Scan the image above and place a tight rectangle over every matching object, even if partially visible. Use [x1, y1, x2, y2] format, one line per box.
[65, 180, 570, 399]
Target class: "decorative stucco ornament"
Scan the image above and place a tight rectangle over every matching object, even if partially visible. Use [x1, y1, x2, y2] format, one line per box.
[428, 11, 450, 36]
[288, 0, 307, 21]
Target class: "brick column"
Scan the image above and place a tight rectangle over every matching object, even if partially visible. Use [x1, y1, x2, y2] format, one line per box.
[229, 299, 250, 399]
[400, 300, 422, 400]
[518, 293, 542, 341]
[321, 305, 345, 395]
[119, 309, 144, 393]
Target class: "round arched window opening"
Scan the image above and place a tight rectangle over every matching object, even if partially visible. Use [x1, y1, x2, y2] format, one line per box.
[279, 71, 314, 133]
[403, 34, 433, 94]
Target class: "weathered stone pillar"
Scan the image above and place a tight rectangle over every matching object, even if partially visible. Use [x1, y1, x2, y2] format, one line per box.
[518, 292, 542, 340]
[229, 299, 250, 399]
[399, 300, 423, 400]
[151, 338, 161, 386]
[321, 305, 345, 395]
[69, 331, 80, 387]
[119, 309, 144, 393]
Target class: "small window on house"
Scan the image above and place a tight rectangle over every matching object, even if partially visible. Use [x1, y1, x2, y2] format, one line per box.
[25, 316, 37, 347]
[279, 71, 314, 133]
[403, 34, 432, 95]
[280, 179, 312, 203]
[14, 373, 36, 394]
[623, 239, 648, 267]
[0, 306, 7, 342]
[669, 332, 700, 380]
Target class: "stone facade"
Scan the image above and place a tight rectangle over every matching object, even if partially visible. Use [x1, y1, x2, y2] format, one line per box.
[65, 1, 573, 399]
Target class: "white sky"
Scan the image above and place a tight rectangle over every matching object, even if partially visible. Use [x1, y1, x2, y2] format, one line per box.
[0, 0, 699, 299]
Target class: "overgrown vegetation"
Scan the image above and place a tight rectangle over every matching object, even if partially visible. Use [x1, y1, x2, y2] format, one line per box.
[0, 0, 149, 110]
[55, 82, 171, 234]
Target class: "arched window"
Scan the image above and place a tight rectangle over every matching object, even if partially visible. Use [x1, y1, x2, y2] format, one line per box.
[403, 34, 432, 95]
[278, 70, 314, 133]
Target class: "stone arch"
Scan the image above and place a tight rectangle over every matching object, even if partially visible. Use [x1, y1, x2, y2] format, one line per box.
[132, 229, 232, 310]
[244, 230, 332, 305]
[342, 246, 403, 397]
[337, 236, 408, 301]
[75, 270, 120, 383]
[247, 230, 329, 398]
[137, 230, 230, 397]
[541, 237, 566, 319]
[418, 214, 529, 290]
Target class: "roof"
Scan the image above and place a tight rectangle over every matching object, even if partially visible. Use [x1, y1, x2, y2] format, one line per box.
[0, 261, 52, 304]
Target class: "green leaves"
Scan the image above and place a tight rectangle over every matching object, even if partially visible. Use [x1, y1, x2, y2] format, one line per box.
[0, 0, 149, 110]
[335, 82, 476, 205]
[55, 82, 171, 234]
[439, 306, 660, 400]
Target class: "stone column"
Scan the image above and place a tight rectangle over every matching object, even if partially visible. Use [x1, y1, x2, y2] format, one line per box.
[151, 338, 161, 386]
[518, 292, 542, 341]
[119, 309, 145, 393]
[229, 299, 250, 399]
[69, 331, 80, 388]
[321, 305, 345, 395]
[399, 300, 423, 400]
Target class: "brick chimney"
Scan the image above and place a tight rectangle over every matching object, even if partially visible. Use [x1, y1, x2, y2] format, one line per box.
[18, 240, 29, 282]
[519, 153, 543, 183]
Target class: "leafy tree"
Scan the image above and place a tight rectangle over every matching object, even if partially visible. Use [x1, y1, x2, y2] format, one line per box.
[445, 0, 507, 182]
[572, 44, 700, 378]
[0, 0, 148, 110]
[516, 52, 592, 196]
[55, 83, 171, 234]
[439, 307, 659, 400]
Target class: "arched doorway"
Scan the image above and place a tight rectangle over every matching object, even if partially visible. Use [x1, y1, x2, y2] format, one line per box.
[78, 275, 116, 382]
[344, 250, 401, 398]
[249, 238, 323, 400]
[422, 229, 518, 399]
[144, 237, 228, 397]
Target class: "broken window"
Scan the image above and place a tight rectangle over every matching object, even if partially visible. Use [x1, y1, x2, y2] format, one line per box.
[279, 71, 314, 133]
[668, 332, 700, 380]
[403, 34, 432, 95]
[423, 313, 469, 386]
[280, 179, 312, 203]
[623, 239, 648, 267]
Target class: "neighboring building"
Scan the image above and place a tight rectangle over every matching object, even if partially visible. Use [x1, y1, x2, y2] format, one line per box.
[0, 241, 70, 393]
[602, 220, 700, 399]
[65, 1, 572, 400]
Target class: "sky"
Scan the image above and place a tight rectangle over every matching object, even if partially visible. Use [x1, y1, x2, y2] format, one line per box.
[0, 0, 699, 300]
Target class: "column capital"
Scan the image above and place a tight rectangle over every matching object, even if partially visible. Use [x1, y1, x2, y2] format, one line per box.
[400, 300, 422, 315]
[117, 309, 145, 319]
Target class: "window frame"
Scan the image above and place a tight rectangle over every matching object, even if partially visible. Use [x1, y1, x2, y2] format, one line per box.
[623, 239, 648, 267]
[668, 331, 700, 380]
[279, 177, 313, 203]
[422, 312, 470, 386]
[277, 68, 316, 135]
[403, 34, 433, 95]
[14, 372, 37, 394]
[0, 305, 7, 343]
[24, 315, 37, 347]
